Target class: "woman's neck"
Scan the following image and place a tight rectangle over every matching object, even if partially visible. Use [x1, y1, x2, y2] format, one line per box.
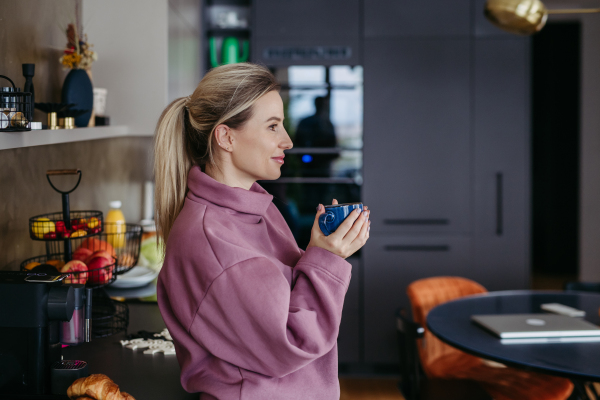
[204, 163, 255, 190]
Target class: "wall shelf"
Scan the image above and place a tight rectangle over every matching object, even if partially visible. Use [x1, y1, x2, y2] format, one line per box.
[0, 126, 153, 151]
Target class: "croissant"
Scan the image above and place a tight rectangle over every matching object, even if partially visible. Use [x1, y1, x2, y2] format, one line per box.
[67, 374, 135, 400]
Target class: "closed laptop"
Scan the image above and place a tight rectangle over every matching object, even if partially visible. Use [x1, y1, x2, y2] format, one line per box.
[472, 314, 600, 344]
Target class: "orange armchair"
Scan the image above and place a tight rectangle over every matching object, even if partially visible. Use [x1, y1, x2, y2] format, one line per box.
[406, 277, 574, 400]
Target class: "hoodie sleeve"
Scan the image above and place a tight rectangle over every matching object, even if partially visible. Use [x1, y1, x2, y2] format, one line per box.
[188, 246, 351, 378]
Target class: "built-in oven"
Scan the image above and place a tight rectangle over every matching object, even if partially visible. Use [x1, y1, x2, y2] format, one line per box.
[260, 65, 363, 249]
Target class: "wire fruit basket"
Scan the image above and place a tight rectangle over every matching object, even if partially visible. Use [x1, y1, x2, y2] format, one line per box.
[92, 290, 129, 338]
[0, 74, 32, 132]
[42, 223, 142, 275]
[29, 210, 103, 241]
[20, 253, 117, 288]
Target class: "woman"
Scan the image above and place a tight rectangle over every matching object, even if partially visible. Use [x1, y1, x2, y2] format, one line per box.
[155, 63, 370, 400]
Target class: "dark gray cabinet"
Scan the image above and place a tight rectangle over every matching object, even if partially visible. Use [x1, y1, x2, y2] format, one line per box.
[363, 236, 470, 363]
[470, 38, 530, 291]
[361, 35, 530, 365]
[364, 0, 471, 37]
[337, 257, 360, 363]
[363, 38, 472, 235]
[473, 0, 514, 37]
[254, 0, 360, 39]
[252, 0, 360, 66]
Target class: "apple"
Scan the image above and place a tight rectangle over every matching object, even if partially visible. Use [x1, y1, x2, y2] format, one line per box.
[60, 260, 88, 285]
[87, 256, 114, 284]
[72, 248, 93, 262]
[84, 250, 112, 265]
[55, 221, 66, 233]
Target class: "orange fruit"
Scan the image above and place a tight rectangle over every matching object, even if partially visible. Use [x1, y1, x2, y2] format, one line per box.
[23, 262, 41, 271]
[77, 237, 116, 257]
[46, 259, 65, 270]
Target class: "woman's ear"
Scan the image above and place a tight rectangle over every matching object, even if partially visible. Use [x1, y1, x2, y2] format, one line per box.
[214, 124, 233, 151]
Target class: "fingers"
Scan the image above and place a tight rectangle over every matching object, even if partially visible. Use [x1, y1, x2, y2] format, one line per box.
[344, 210, 369, 243]
[312, 204, 325, 233]
[345, 212, 370, 255]
[332, 199, 338, 205]
[331, 207, 362, 239]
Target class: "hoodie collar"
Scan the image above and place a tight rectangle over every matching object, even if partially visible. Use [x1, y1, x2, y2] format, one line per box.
[186, 166, 273, 216]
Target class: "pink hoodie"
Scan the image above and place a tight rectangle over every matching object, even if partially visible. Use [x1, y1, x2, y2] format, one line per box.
[157, 167, 352, 400]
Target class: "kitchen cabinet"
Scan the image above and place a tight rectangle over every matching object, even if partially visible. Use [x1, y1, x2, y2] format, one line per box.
[361, 35, 530, 364]
[363, 38, 471, 235]
[363, 236, 470, 363]
[364, 0, 471, 37]
[473, 0, 514, 37]
[252, 0, 361, 66]
[254, 0, 360, 40]
[338, 257, 360, 363]
[470, 38, 530, 291]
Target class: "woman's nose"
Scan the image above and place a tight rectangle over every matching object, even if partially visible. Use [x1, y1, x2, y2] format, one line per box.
[281, 130, 293, 150]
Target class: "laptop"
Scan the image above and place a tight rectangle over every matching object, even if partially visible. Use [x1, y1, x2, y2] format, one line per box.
[471, 314, 600, 344]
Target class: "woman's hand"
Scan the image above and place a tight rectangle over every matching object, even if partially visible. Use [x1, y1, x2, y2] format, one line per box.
[307, 199, 370, 259]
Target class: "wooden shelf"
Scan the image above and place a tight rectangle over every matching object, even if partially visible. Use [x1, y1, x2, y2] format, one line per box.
[0, 126, 153, 151]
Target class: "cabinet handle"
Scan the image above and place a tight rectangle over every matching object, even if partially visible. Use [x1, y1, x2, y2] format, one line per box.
[383, 219, 449, 225]
[496, 172, 503, 236]
[384, 245, 449, 252]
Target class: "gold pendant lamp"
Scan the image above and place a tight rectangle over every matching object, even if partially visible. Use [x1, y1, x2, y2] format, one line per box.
[484, 0, 600, 35]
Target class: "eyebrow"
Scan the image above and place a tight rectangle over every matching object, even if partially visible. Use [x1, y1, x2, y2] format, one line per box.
[265, 116, 282, 123]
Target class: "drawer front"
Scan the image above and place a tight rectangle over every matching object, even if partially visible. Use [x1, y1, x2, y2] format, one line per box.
[363, 235, 471, 364]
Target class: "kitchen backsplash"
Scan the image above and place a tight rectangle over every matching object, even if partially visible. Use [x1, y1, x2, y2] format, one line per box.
[0, 137, 153, 270]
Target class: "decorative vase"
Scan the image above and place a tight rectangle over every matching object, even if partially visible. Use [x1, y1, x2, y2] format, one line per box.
[61, 69, 93, 127]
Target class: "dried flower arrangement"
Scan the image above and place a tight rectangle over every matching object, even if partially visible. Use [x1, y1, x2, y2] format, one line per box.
[59, 23, 98, 70]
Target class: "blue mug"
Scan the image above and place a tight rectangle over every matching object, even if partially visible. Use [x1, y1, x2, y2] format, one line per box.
[318, 203, 364, 236]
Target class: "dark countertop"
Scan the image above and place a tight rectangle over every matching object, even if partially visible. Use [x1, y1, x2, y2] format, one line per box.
[62, 303, 196, 400]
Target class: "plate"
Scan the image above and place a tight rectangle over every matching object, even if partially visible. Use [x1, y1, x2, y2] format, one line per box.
[110, 266, 159, 289]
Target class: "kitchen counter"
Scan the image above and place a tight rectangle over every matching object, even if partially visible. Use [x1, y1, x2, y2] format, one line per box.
[62, 303, 196, 400]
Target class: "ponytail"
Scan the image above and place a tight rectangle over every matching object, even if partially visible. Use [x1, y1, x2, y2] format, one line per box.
[153, 63, 280, 249]
[154, 97, 190, 249]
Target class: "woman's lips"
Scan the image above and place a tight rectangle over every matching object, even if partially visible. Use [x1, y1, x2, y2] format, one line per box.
[271, 156, 285, 165]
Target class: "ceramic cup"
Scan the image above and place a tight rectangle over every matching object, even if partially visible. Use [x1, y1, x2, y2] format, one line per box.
[318, 202, 364, 236]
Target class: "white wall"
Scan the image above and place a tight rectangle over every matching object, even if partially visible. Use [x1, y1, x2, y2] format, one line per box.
[82, 0, 168, 135]
[579, 13, 600, 281]
[168, 0, 203, 102]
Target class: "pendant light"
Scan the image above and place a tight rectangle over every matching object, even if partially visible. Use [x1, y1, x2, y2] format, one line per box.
[484, 0, 600, 35]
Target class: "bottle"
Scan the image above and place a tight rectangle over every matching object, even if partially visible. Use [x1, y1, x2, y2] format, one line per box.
[106, 200, 126, 248]
[22, 64, 35, 121]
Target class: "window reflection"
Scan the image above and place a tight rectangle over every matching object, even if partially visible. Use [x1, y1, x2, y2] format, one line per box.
[263, 65, 363, 248]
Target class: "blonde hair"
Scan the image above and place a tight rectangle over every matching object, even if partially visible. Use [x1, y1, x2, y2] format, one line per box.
[153, 63, 280, 247]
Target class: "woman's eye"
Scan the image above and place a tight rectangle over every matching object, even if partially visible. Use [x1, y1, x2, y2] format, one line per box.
[269, 124, 277, 131]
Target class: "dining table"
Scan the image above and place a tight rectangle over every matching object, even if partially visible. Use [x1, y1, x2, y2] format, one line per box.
[427, 290, 600, 397]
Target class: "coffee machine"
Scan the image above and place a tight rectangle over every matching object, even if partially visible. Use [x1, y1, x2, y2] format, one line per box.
[0, 271, 89, 398]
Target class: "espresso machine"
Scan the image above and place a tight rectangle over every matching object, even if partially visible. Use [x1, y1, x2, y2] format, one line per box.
[0, 271, 91, 398]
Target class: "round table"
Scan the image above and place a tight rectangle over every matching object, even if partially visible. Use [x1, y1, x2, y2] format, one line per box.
[427, 290, 600, 382]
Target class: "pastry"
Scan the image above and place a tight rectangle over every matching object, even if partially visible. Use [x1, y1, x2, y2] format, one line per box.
[67, 374, 135, 400]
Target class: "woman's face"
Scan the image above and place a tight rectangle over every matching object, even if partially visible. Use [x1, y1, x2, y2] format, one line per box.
[229, 91, 293, 182]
